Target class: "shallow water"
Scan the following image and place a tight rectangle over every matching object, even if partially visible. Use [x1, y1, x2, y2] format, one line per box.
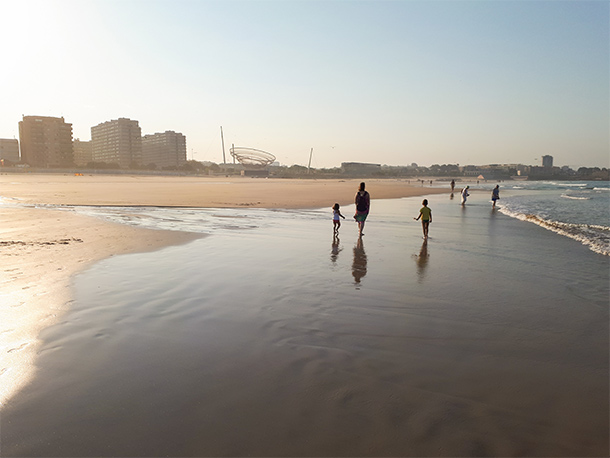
[3, 194, 608, 456]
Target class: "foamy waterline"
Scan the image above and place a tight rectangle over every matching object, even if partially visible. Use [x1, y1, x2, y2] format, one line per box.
[561, 194, 590, 200]
[499, 206, 610, 256]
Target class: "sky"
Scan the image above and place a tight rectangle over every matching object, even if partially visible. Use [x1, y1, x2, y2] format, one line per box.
[1, 0, 608, 169]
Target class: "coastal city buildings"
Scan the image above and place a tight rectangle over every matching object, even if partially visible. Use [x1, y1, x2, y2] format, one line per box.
[91, 118, 142, 168]
[0, 138, 20, 163]
[341, 162, 381, 175]
[141, 131, 187, 168]
[18, 116, 73, 167]
[73, 139, 92, 166]
[542, 155, 553, 168]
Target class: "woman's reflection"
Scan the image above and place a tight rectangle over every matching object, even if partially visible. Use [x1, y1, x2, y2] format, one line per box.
[352, 237, 367, 285]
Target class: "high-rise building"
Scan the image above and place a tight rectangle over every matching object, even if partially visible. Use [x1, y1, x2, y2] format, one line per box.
[73, 139, 93, 166]
[91, 118, 142, 168]
[142, 131, 187, 168]
[542, 155, 553, 168]
[18, 115, 73, 167]
[0, 138, 20, 163]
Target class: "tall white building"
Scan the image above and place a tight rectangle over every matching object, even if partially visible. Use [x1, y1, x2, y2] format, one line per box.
[142, 131, 187, 168]
[91, 118, 142, 168]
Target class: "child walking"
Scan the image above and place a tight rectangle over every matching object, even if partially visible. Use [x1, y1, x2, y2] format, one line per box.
[332, 203, 345, 234]
[414, 199, 432, 239]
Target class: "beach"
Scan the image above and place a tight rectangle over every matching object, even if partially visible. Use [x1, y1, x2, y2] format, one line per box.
[1, 174, 608, 457]
[0, 174, 442, 407]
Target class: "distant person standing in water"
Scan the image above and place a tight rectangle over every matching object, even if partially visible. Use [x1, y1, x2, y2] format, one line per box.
[414, 199, 432, 239]
[450, 179, 455, 192]
[491, 185, 500, 208]
[461, 186, 470, 205]
[332, 203, 345, 234]
[354, 182, 370, 237]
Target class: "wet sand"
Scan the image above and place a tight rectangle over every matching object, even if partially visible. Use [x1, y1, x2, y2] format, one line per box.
[0, 206, 201, 406]
[1, 192, 608, 456]
[0, 174, 441, 406]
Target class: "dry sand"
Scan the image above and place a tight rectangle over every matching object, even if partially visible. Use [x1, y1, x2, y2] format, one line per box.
[0, 173, 442, 405]
[0, 173, 446, 208]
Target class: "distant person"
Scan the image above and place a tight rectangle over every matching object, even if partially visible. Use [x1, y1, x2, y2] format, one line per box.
[354, 182, 370, 237]
[450, 179, 455, 192]
[332, 202, 345, 234]
[491, 185, 500, 208]
[460, 186, 470, 205]
[414, 199, 432, 239]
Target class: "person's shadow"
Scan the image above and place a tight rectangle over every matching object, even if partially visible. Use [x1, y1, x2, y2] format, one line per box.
[352, 237, 367, 286]
[414, 239, 429, 282]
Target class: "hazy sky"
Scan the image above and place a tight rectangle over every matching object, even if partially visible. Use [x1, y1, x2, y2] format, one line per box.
[1, 0, 608, 168]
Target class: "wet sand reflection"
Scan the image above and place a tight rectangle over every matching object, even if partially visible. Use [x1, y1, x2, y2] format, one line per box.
[352, 237, 367, 285]
[414, 239, 429, 281]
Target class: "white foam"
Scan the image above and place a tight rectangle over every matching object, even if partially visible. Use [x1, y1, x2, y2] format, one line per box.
[561, 194, 590, 200]
[499, 207, 610, 256]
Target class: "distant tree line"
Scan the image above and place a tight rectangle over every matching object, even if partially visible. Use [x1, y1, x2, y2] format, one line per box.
[3, 158, 607, 180]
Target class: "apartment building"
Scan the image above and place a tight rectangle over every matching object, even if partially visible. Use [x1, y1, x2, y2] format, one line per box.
[542, 155, 553, 168]
[18, 115, 73, 167]
[73, 139, 93, 166]
[91, 118, 142, 168]
[0, 138, 20, 163]
[141, 131, 187, 168]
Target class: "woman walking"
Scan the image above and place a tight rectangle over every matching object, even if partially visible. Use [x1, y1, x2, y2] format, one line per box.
[354, 182, 370, 237]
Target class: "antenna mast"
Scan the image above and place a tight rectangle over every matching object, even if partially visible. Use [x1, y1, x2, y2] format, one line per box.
[220, 126, 226, 164]
[307, 147, 313, 173]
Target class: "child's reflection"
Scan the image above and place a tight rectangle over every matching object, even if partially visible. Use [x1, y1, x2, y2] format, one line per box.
[352, 237, 367, 285]
[415, 239, 429, 282]
[331, 234, 342, 263]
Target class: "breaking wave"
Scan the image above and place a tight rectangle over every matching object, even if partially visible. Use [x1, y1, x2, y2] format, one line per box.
[499, 207, 610, 256]
[561, 194, 590, 200]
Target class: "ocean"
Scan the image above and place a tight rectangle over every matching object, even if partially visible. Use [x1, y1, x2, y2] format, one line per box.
[2, 184, 609, 456]
[493, 180, 610, 256]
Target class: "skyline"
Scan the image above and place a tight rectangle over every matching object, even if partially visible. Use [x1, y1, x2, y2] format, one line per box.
[1, 0, 608, 169]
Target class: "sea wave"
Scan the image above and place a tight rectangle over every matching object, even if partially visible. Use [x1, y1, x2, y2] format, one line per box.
[560, 194, 590, 200]
[499, 207, 610, 256]
[593, 187, 610, 191]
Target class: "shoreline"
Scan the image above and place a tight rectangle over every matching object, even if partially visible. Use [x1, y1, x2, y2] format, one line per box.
[0, 206, 201, 406]
[1, 175, 443, 406]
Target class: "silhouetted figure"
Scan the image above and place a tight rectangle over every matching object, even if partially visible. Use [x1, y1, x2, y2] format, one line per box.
[332, 203, 345, 234]
[354, 182, 370, 237]
[491, 185, 500, 208]
[461, 186, 470, 205]
[414, 199, 432, 239]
